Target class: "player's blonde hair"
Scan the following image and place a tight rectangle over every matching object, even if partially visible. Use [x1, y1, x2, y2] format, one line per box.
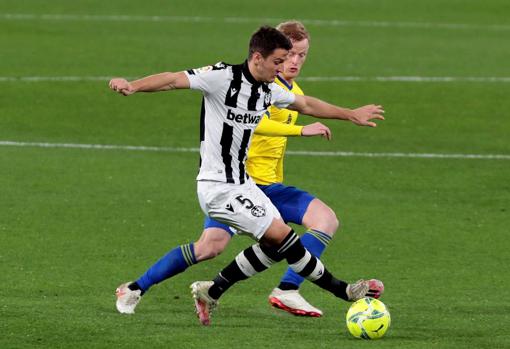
[276, 21, 310, 42]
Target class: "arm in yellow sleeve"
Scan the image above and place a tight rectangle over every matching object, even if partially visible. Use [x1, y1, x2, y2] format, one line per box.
[254, 114, 303, 137]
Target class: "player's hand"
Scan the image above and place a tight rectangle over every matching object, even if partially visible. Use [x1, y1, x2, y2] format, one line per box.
[350, 104, 385, 127]
[109, 78, 135, 96]
[301, 122, 332, 140]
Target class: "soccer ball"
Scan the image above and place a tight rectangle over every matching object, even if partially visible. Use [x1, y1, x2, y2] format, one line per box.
[346, 297, 391, 339]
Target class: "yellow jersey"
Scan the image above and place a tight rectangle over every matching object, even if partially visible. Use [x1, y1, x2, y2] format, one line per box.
[246, 76, 304, 185]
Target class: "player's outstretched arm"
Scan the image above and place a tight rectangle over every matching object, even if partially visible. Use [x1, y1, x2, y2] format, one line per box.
[109, 72, 190, 96]
[289, 95, 385, 127]
[254, 115, 331, 140]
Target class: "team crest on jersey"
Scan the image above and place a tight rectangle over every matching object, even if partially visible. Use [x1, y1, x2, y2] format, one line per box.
[251, 205, 266, 217]
[264, 92, 272, 107]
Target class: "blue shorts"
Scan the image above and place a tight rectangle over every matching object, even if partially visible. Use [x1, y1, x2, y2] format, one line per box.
[203, 183, 315, 236]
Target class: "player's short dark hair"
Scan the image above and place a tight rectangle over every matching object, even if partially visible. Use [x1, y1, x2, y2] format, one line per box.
[248, 26, 292, 59]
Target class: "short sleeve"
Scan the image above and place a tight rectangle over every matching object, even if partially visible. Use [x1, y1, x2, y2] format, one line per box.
[184, 62, 227, 94]
[270, 83, 296, 109]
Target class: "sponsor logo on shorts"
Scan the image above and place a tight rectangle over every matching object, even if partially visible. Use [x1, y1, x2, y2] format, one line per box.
[251, 205, 266, 217]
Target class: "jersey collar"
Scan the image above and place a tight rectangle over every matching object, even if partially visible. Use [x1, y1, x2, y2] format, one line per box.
[242, 60, 259, 85]
[276, 74, 293, 90]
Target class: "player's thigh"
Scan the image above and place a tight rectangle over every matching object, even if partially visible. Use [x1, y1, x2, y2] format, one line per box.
[301, 198, 339, 235]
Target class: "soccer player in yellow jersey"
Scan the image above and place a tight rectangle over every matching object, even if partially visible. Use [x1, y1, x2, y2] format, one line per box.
[115, 22, 383, 318]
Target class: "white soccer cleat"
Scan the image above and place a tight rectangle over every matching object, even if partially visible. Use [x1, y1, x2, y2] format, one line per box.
[346, 279, 384, 301]
[269, 288, 323, 317]
[190, 281, 218, 326]
[115, 282, 142, 314]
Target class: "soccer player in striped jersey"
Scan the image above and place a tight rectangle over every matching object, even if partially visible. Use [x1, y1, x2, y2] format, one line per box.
[110, 25, 384, 325]
[115, 21, 358, 318]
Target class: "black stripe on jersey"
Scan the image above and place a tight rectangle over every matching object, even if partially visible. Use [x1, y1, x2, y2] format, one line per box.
[186, 69, 195, 75]
[261, 83, 272, 109]
[247, 83, 261, 111]
[198, 98, 206, 169]
[220, 122, 234, 183]
[199, 98, 205, 142]
[237, 129, 252, 184]
[225, 64, 242, 108]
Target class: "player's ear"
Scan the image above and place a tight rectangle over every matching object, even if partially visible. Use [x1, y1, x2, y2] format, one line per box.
[252, 51, 263, 64]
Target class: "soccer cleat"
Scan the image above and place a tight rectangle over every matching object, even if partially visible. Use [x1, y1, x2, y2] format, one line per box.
[115, 282, 142, 314]
[269, 288, 323, 317]
[190, 281, 218, 326]
[346, 279, 384, 301]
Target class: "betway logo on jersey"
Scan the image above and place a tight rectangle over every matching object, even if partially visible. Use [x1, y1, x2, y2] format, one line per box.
[226, 109, 261, 124]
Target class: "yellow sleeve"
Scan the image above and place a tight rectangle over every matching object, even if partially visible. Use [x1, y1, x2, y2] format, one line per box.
[254, 114, 303, 137]
[275, 143, 286, 182]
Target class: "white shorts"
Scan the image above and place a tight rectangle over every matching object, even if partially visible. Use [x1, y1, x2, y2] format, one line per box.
[197, 179, 281, 240]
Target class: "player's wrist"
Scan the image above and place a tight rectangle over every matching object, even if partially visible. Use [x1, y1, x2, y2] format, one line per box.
[129, 81, 141, 93]
[344, 109, 358, 123]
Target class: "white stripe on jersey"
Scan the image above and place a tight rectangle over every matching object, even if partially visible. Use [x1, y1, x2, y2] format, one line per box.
[185, 61, 295, 184]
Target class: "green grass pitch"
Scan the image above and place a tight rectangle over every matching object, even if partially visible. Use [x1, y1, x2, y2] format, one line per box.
[1, 1, 509, 348]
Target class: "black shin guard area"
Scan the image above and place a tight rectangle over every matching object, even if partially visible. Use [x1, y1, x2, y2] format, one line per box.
[259, 229, 304, 262]
[260, 230, 350, 301]
[208, 258, 249, 300]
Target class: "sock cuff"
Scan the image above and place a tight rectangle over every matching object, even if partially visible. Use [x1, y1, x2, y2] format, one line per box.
[277, 229, 298, 254]
[306, 229, 332, 246]
[180, 243, 197, 266]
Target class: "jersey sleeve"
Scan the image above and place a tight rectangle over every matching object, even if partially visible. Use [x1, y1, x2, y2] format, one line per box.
[254, 114, 303, 137]
[270, 83, 296, 109]
[184, 62, 226, 94]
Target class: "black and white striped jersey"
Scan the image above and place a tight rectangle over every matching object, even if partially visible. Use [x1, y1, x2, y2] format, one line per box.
[185, 61, 295, 184]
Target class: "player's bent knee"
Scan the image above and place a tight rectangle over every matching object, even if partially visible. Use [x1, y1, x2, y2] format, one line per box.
[307, 209, 340, 236]
[328, 212, 340, 235]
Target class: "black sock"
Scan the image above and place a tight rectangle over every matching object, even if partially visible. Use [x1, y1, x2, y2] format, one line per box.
[207, 254, 252, 300]
[128, 281, 145, 296]
[207, 243, 278, 300]
[278, 282, 299, 291]
[269, 231, 350, 301]
[312, 270, 349, 300]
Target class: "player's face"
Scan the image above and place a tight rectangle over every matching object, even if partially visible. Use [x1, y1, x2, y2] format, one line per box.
[257, 48, 289, 83]
[282, 38, 309, 81]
